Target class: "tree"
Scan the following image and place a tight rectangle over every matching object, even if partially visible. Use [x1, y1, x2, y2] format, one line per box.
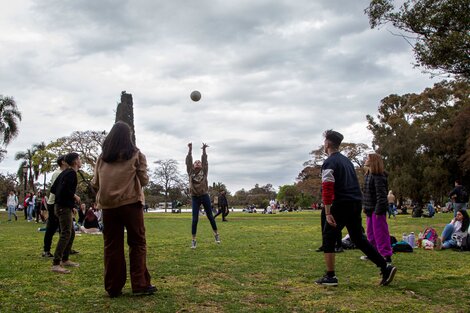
[299, 142, 370, 201]
[277, 185, 300, 207]
[143, 181, 165, 208]
[153, 159, 184, 212]
[367, 80, 470, 204]
[296, 166, 322, 203]
[0, 95, 22, 160]
[365, 0, 470, 78]
[115, 91, 136, 144]
[232, 188, 248, 206]
[247, 184, 276, 208]
[0, 173, 18, 204]
[15, 145, 41, 192]
[47, 130, 106, 173]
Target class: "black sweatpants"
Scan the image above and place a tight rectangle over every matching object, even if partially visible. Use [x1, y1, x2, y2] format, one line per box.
[322, 200, 386, 269]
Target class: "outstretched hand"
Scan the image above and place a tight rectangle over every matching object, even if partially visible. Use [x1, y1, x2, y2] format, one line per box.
[202, 143, 209, 150]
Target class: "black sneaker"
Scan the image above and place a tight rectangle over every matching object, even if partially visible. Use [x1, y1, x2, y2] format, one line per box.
[108, 291, 122, 298]
[70, 249, 79, 255]
[315, 246, 324, 252]
[380, 265, 397, 286]
[133, 285, 157, 296]
[315, 274, 338, 286]
[335, 246, 344, 253]
[42, 251, 54, 258]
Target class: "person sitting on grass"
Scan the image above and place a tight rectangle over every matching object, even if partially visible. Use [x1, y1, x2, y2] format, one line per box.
[436, 209, 469, 250]
[80, 208, 102, 234]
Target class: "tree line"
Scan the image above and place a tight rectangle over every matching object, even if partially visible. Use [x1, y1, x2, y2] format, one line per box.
[1, 0, 468, 208]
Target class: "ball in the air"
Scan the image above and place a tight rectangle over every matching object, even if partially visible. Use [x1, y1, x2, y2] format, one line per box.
[190, 90, 202, 102]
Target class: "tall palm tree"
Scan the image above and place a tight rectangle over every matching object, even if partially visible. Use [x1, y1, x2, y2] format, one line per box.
[0, 95, 22, 145]
[15, 145, 39, 193]
[31, 142, 55, 193]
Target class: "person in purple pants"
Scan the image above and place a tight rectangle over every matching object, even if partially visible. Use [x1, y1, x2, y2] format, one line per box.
[362, 153, 393, 264]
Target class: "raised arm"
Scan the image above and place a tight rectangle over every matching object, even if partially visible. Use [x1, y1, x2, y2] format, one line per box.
[186, 143, 193, 174]
[202, 143, 209, 174]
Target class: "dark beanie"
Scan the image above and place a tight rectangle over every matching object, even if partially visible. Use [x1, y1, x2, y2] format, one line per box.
[324, 130, 344, 146]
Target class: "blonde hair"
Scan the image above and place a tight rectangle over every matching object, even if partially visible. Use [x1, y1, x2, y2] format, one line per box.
[367, 153, 385, 175]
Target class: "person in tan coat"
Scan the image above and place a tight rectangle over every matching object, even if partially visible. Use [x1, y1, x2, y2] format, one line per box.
[92, 121, 155, 298]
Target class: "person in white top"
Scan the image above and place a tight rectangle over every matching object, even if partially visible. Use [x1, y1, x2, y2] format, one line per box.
[6, 190, 18, 221]
[436, 209, 469, 250]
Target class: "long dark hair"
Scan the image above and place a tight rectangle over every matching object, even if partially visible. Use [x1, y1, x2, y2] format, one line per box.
[459, 209, 469, 232]
[101, 121, 137, 163]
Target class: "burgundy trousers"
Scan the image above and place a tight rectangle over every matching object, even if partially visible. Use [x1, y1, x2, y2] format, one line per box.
[102, 202, 151, 295]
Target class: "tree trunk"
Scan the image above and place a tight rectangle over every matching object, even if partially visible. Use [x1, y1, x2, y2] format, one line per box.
[115, 91, 136, 144]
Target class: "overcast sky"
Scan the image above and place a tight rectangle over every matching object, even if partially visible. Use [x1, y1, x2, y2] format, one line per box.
[0, 0, 438, 193]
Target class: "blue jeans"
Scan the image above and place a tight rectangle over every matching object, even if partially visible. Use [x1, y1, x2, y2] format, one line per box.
[388, 204, 396, 218]
[191, 194, 217, 236]
[453, 203, 467, 217]
[441, 224, 457, 249]
[7, 205, 17, 221]
[27, 205, 34, 220]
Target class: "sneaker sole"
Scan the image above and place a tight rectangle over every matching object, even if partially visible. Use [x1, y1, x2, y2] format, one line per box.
[315, 282, 338, 287]
[52, 269, 71, 274]
[382, 267, 397, 286]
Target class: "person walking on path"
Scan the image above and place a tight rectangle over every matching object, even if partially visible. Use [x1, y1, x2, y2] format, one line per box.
[6, 190, 18, 221]
[42, 155, 67, 258]
[214, 190, 229, 222]
[315, 129, 397, 287]
[362, 153, 393, 264]
[186, 142, 220, 249]
[50, 152, 81, 274]
[92, 121, 155, 298]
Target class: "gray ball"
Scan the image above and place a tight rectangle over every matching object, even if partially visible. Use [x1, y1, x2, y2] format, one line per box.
[190, 90, 202, 102]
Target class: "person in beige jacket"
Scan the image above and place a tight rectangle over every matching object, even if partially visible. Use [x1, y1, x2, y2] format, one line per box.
[92, 121, 155, 298]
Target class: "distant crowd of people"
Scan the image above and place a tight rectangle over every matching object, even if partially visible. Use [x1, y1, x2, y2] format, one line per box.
[3, 126, 469, 296]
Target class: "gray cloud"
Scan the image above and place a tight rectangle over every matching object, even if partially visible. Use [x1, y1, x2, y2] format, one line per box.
[0, 0, 440, 192]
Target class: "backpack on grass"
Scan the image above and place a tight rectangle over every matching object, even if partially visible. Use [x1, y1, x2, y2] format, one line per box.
[460, 233, 470, 251]
[392, 241, 413, 253]
[422, 227, 438, 244]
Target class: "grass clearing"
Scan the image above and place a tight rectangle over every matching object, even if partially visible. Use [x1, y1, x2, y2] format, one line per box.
[0, 210, 469, 312]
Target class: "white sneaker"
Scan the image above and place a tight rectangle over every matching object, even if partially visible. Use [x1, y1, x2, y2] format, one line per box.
[215, 234, 220, 244]
[61, 260, 80, 267]
[360, 255, 369, 261]
[52, 265, 71, 274]
[191, 240, 197, 249]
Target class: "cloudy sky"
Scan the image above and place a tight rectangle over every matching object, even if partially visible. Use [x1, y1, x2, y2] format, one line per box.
[0, 0, 438, 192]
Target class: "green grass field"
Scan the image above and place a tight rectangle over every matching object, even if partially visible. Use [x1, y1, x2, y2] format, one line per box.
[0, 210, 469, 313]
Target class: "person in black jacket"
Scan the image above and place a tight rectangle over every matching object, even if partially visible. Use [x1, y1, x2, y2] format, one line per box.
[449, 179, 468, 217]
[214, 190, 229, 221]
[362, 153, 393, 264]
[50, 152, 82, 274]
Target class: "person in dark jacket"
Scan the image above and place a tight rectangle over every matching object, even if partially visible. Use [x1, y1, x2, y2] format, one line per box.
[362, 153, 393, 264]
[449, 179, 468, 217]
[50, 152, 82, 274]
[214, 190, 229, 221]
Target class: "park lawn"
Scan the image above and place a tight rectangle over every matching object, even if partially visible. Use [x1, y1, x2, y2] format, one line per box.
[0, 210, 469, 313]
